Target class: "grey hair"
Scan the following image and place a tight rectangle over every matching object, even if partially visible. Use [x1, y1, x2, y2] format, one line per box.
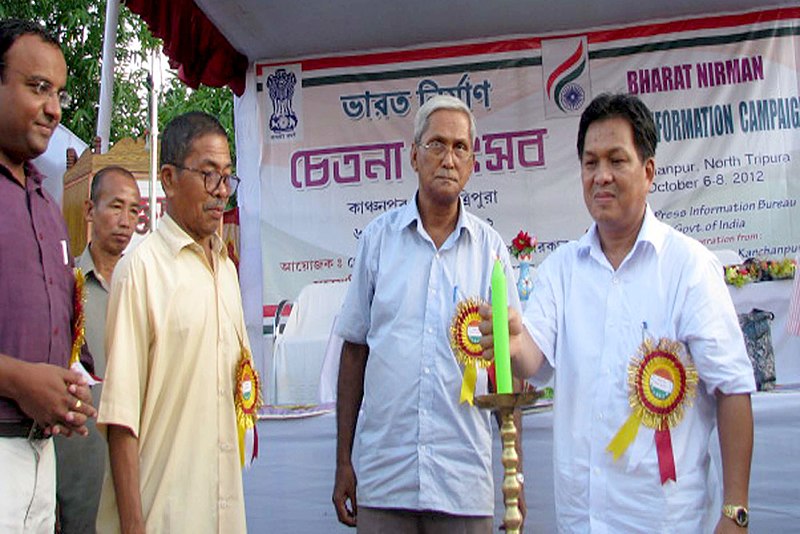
[413, 94, 477, 145]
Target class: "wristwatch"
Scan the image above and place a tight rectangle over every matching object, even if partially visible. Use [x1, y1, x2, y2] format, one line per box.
[722, 504, 749, 527]
[515, 472, 525, 485]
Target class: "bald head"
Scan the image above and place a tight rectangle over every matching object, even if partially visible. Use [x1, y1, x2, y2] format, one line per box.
[87, 167, 141, 257]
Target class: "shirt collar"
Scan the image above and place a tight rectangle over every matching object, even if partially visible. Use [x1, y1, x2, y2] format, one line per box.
[637, 204, 667, 254]
[159, 213, 228, 259]
[0, 161, 45, 190]
[77, 244, 114, 291]
[76, 245, 99, 277]
[577, 204, 664, 258]
[23, 162, 45, 187]
[395, 192, 474, 240]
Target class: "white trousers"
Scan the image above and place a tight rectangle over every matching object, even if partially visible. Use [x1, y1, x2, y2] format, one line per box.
[0, 437, 56, 534]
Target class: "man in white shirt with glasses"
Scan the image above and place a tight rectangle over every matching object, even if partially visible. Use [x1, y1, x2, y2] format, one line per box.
[333, 95, 522, 533]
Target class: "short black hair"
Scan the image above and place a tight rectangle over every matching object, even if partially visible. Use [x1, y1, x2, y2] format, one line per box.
[576, 93, 657, 164]
[90, 165, 137, 203]
[0, 18, 60, 79]
[160, 111, 228, 167]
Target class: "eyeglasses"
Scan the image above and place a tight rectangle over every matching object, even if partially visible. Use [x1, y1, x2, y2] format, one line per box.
[420, 140, 472, 161]
[174, 165, 240, 196]
[0, 63, 71, 108]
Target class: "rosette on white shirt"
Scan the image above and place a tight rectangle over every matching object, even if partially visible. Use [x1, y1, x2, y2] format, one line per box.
[607, 336, 698, 484]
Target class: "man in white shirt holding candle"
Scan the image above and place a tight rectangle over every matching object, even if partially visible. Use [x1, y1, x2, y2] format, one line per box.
[481, 93, 755, 533]
[332, 94, 522, 533]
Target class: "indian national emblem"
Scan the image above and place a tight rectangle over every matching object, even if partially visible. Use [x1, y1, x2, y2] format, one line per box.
[267, 68, 299, 133]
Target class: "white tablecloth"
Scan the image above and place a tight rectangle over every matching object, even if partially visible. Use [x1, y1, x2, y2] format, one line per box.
[265, 279, 800, 405]
[244, 390, 800, 533]
[729, 279, 800, 385]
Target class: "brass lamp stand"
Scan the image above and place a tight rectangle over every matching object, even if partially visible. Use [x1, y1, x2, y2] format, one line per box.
[475, 391, 541, 534]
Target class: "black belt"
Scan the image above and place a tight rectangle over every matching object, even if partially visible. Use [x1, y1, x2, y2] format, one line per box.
[0, 420, 49, 440]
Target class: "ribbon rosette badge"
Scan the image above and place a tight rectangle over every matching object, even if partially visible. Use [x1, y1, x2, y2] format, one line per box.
[69, 268, 100, 385]
[606, 337, 698, 484]
[235, 349, 263, 468]
[450, 297, 491, 405]
[69, 267, 86, 368]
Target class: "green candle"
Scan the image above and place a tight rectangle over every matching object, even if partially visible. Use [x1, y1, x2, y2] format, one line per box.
[492, 259, 512, 394]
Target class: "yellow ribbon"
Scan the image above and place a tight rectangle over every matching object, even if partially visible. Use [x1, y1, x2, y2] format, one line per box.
[607, 409, 643, 460]
[460, 362, 478, 405]
[237, 423, 247, 467]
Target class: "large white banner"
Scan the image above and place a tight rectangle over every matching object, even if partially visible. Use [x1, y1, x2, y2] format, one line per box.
[252, 7, 800, 310]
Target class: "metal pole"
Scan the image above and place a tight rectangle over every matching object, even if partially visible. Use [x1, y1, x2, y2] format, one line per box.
[149, 49, 159, 232]
[96, 0, 120, 153]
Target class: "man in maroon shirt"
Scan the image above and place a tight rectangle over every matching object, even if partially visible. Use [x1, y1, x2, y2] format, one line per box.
[0, 18, 96, 533]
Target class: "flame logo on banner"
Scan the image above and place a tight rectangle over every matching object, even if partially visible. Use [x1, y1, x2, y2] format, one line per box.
[545, 41, 588, 113]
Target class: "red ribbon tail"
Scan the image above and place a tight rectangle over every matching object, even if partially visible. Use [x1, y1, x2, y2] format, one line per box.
[488, 362, 497, 392]
[655, 428, 677, 484]
[253, 425, 259, 461]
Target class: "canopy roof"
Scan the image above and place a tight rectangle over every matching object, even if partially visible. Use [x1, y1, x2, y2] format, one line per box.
[127, 0, 793, 96]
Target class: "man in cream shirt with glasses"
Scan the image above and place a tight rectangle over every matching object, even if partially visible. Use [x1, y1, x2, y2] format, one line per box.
[96, 112, 251, 534]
